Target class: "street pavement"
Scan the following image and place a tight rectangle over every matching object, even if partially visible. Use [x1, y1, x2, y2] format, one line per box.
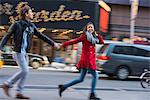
[0, 85, 150, 100]
[0, 64, 150, 100]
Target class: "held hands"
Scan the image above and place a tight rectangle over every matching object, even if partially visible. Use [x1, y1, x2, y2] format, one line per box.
[54, 43, 61, 50]
[54, 43, 65, 50]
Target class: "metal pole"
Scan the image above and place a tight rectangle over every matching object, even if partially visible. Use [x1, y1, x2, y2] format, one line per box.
[130, 0, 139, 44]
[130, 0, 134, 44]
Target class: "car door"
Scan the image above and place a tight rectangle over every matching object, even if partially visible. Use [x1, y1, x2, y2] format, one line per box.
[130, 47, 150, 75]
[2, 53, 16, 65]
[114, 46, 150, 76]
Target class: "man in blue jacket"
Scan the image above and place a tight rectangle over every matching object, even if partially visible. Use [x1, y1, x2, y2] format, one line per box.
[0, 2, 60, 99]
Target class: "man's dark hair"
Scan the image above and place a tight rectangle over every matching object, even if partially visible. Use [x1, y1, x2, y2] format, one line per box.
[16, 2, 31, 19]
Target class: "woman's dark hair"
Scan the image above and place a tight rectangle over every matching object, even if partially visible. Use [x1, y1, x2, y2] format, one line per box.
[16, 2, 31, 19]
[83, 22, 94, 33]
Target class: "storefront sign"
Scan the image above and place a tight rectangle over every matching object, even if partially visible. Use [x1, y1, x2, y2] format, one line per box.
[0, 0, 98, 30]
[6, 5, 90, 23]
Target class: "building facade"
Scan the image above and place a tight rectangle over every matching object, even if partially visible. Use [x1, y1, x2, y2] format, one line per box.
[0, 0, 110, 61]
[1, 0, 149, 59]
[104, 0, 150, 42]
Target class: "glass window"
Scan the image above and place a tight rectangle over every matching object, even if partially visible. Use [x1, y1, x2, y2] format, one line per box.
[112, 46, 134, 55]
[98, 44, 109, 53]
[133, 48, 150, 57]
[113, 46, 150, 57]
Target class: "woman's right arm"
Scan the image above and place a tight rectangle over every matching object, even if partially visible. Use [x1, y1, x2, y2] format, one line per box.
[97, 34, 104, 44]
[63, 33, 86, 48]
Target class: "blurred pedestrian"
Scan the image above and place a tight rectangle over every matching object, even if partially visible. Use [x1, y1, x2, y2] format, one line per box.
[0, 2, 60, 99]
[58, 22, 104, 100]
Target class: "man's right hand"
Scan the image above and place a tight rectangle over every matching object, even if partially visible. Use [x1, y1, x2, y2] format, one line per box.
[0, 50, 3, 57]
[0, 50, 2, 56]
[0, 50, 4, 68]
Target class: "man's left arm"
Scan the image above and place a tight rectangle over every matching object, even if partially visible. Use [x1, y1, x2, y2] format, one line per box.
[33, 26, 55, 46]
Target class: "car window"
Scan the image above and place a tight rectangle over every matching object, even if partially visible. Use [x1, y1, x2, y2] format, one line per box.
[112, 46, 133, 55]
[2, 53, 13, 59]
[112, 46, 150, 57]
[98, 44, 109, 54]
[133, 48, 150, 57]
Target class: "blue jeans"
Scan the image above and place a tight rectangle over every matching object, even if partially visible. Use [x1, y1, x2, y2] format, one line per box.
[63, 68, 99, 93]
[5, 52, 29, 93]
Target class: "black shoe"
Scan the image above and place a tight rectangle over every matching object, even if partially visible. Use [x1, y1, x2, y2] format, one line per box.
[1, 83, 11, 97]
[58, 85, 65, 97]
[89, 93, 101, 100]
[15, 93, 30, 99]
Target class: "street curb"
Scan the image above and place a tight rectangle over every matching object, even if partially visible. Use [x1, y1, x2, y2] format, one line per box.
[0, 84, 150, 92]
[2, 65, 79, 72]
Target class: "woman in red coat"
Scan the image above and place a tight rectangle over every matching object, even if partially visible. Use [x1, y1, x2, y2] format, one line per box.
[58, 22, 104, 100]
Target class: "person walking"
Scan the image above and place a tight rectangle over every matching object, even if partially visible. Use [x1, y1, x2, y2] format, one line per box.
[58, 22, 104, 100]
[0, 2, 60, 99]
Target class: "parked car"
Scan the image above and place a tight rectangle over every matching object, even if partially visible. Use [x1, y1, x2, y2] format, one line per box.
[96, 43, 150, 80]
[1, 52, 49, 69]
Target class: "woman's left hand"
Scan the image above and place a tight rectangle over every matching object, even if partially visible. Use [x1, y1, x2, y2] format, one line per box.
[94, 32, 98, 36]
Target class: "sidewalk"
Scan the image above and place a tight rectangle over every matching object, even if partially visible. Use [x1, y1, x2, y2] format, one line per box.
[2, 62, 79, 72]
[0, 85, 150, 100]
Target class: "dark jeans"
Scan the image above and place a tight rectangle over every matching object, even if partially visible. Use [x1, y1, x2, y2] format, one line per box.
[63, 68, 99, 93]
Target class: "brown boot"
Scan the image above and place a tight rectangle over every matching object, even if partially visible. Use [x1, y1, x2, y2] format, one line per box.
[15, 93, 30, 99]
[1, 83, 11, 97]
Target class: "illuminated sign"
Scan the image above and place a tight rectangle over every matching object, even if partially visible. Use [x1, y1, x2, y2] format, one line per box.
[0, 3, 13, 15]
[0, 1, 97, 30]
[100, 8, 110, 33]
[5, 4, 90, 23]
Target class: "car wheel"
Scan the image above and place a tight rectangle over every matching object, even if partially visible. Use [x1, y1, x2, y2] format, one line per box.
[30, 60, 42, 69]
[116, 66, 130, 80]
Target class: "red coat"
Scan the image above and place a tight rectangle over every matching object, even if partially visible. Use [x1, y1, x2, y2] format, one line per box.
[63, 33, 104, 70]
